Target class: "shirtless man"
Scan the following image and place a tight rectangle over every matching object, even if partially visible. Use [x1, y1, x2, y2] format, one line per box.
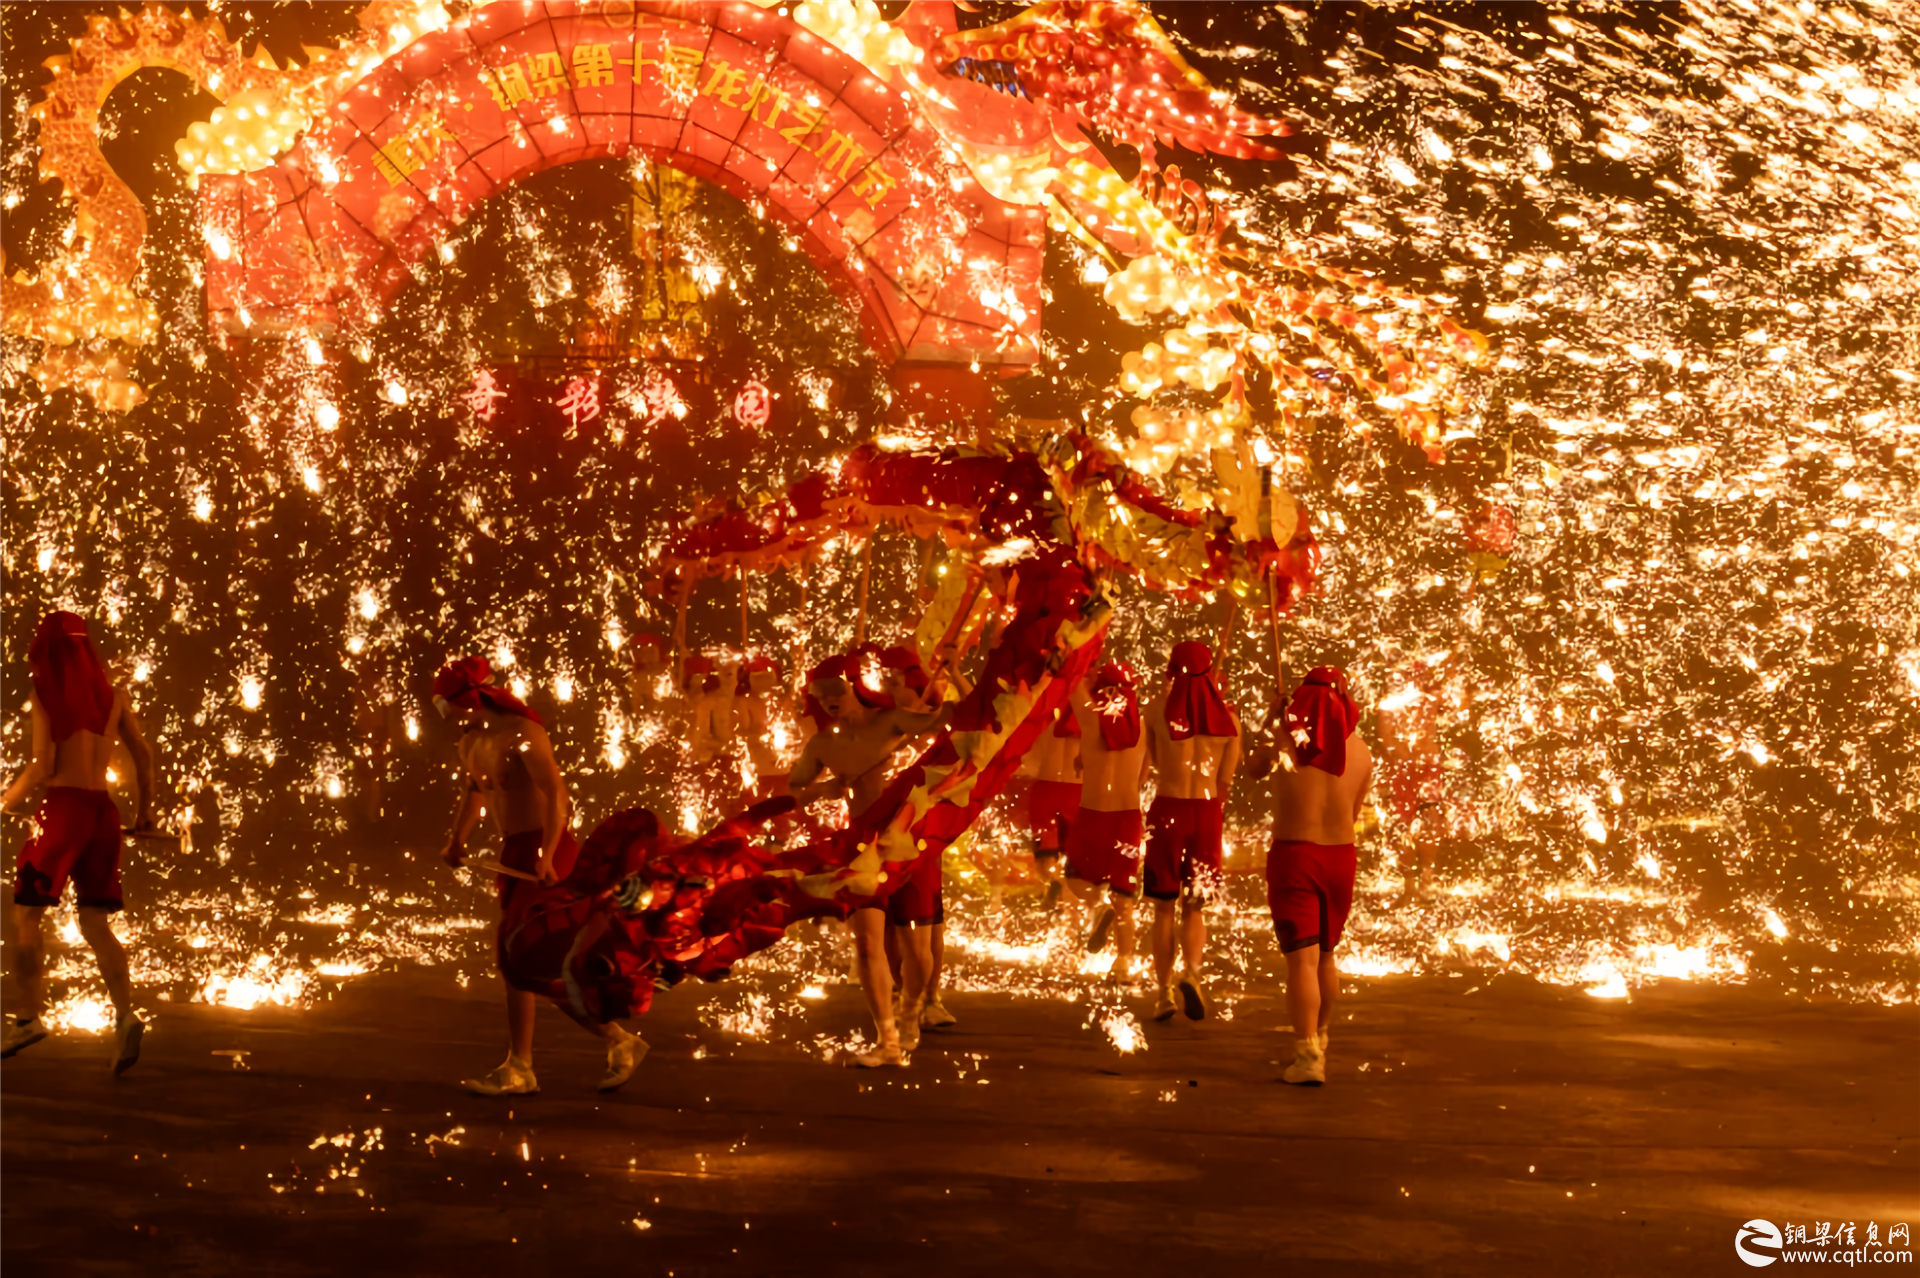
[1025, 710, 1082, 910]
[788, 654, 948, 1066]
[434, 656, 643, 1096]
[2, 612, 157, 1072]
[1064, 662, 1149, 983]
[1143, 641, 1241, 1023]
[877, 645, 960, 1031]
[1248, 667, 1371, 1085]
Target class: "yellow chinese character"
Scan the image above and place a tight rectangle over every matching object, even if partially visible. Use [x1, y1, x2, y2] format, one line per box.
[372, 111, 458, 187]
[572, 43, 614, 88]
[661, 43, 703, 94]
[527, 51, 571, 97]
[483, 61, 531, 110]
[702, 59, 747, 108]
[851, 164, 898, 208]
[816, 130, 866, 180]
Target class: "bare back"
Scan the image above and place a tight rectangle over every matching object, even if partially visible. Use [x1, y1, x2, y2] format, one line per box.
[1072, 699, 1146, 813]
[1271, 732, 1373, 845]
[791, 710, 933, 819]
[1145, 699, 1240, 801]
[40, 688, 132, 791]
[456, 718, 555, 837]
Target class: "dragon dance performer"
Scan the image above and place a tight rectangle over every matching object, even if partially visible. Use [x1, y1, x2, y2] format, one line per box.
[1248, 667, 1372, 1086]
[433, 657, 644, 1096]
[1143, 641, 1242, 1024]
[465, 550, 1109, 1078]
[1064, 661, 1148, 984]
[877, 644, 959, 1032]
[788, 652, 951, 1066]
[1024, 700, 1082, 910]
[2, 612, 159, 1072]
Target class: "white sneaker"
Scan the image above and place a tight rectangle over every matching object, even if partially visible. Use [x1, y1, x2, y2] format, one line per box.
[1086, 904, 1116, 954]
[462, 1056, 539, 1096]
[112, 1014, 144, 1076]
[920, 998, 957, 1029]
[1282, 1040, 1325, 1086]
[599, 1030, 648, 1093]
[842, 1035, 905, 1068]
[2, 1016, 48, 1059]
[1176, 973, 1207, 1022]
[1151, 988, 1178, 1022]
[1316, 1027, 1329, 1055]
[898, 1014, 922, 1053]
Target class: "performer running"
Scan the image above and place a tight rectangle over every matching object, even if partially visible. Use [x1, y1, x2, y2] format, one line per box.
[877, 645, 956, 1031]
[2, 611, 157, 1072]
[1025, 705, 1082, 909]
[1248, 667, 1371, 1085]
[788, 654, 948, 1066]
[1143, 641, 1241, 1023]
[1064, 662, 1148, 984]
[434, 656, 643, 1096]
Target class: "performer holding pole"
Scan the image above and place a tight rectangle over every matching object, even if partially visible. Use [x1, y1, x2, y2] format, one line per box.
[1143, 641, 1241, 1023]
[1064, 662, 1148, 984]
[787, 653, 950, 1066]
[2, 612, 158, 1072]
[433, 657, 643, 1096]
[1247, 667, 1371, 1085]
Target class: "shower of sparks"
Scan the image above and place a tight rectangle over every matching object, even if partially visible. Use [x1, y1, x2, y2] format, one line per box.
[1, 1, 1916, 1028]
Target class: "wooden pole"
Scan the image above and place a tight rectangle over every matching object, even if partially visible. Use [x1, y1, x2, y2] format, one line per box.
[793, 561, 810, 692]
[854, 533, 874, 647]
[1268, 572, 1285, 688]
[1214, 595, 1240, 670]
[923, 573, 988, 683]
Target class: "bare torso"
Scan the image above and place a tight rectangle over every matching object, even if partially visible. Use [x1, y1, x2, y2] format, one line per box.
[457, 720, 551, 837]
[1145, 698, 1240, 801]
[792, 712, 926, 819]
[1072, 699, 1146, 812]
[1270, 732, 1373, 845]
[44, 690, 129, 790]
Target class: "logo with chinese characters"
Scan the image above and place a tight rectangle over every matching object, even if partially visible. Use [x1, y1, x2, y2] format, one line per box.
[1738, 1219, 1913, 1267]
[1736, 1220, 1782, 1267]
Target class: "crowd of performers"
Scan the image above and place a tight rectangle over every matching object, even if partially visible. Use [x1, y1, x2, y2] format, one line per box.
[4, 592, 1382, 1093]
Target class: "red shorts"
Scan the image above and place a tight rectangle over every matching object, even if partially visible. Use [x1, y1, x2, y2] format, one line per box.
[1143, 796, 1224, 901]
[497, 827, 582, 971]
[1066, 808, 1143, 895]
[1026, 779, 1081, 854]
[13, 787, 123, 912]
[1266, 839, 1357, 953]
[885, 851, 943, 928]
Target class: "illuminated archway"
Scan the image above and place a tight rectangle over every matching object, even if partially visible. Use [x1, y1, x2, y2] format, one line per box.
[203, 1, 1045, 372]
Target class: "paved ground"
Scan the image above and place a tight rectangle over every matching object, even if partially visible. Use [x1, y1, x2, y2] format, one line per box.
[2, 967, 1913, 1277]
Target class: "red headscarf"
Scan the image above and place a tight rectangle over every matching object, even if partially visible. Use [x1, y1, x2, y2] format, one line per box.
[879, 644, 930, 698]
[843, 645, 896, 710]
[683, 653, 721, 694]
[1163, 641, 1237, 741]
[735, 653, 782, 696]
[432, 656, 542, 725]
[803, 654, 854, 731]
[29, 611, 114, 742]
[1284, 666, 1359, 775]
[1087, 661, 1142, 751]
